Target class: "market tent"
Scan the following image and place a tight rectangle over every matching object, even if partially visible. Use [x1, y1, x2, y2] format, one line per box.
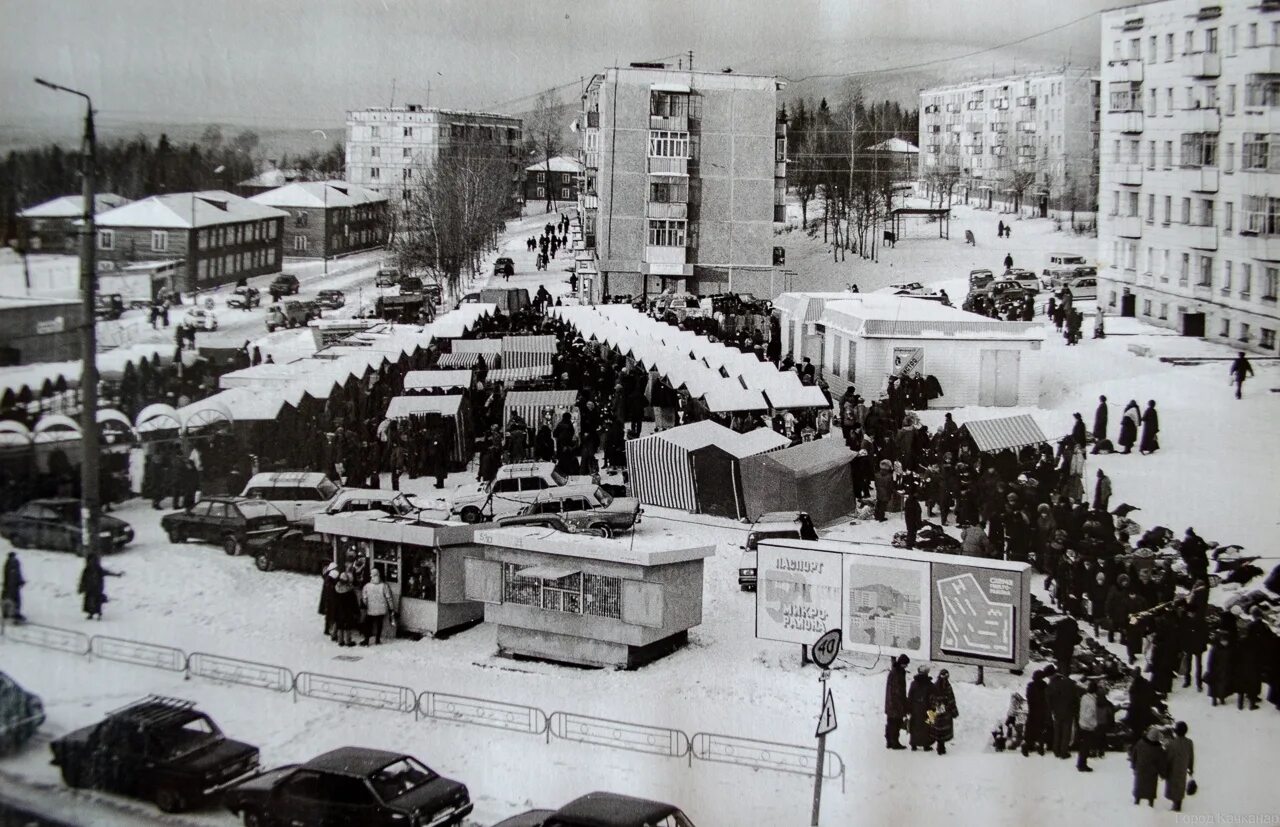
[503, 389, 579, 431]
[436, 352, 487, 369]
[32, 414, 80, 442]
[486, 365, 552, 384]
[962, 414, 1047, 453]
[385, 394, 471, 465]
[403, 369, 473, 392]
[451, 339, 503, 357]
[689, 426, 792, 519]
[0, 420, 32, 446]
[739, 437, 856, 526]
[625, 419, 739, 512]
[501, 335, 557, 369]
[701, 382, 768, 414]
[135, 402, 183, 435]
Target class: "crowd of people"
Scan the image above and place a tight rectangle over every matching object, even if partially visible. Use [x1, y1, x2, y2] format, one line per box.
[526, 215, 571, 272]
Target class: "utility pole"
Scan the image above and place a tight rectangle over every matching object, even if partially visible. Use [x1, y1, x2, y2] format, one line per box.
[36, 77, 100, 556]
[687, 50, 693, 71]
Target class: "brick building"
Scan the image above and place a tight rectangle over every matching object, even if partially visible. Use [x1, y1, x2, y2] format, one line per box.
[523, 156, 583, 205]
[92, 191, 287, 293]
[16, 193, 131, 253]
[250, 181, 388, 259]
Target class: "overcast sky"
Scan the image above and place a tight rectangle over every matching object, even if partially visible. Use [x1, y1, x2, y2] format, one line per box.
[1, 0, 1121, 129]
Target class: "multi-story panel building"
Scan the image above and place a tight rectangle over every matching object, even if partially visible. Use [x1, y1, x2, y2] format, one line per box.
[1098, 0, 1280, 353]
[250, 181, 388, 259]
[93, 191, 287, 293]
[344, 105, 523, 211]
[918, 68, 1100, 213]
[577, 64, 787, 302]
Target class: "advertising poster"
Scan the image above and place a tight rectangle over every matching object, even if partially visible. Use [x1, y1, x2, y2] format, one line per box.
[754, 544, 843, 645]
[843, 555, 930, 660]
[892, 346, 924, 378]
[929, 560, 1030, 668]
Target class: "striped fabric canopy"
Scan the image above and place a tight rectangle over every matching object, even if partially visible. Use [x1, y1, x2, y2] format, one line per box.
[500, 335, 557, 371]
[962, 414, 1047, 453]
[436, 352, 487, 368]
[487, 365, 553, 383]
[503, 389, 579, 431]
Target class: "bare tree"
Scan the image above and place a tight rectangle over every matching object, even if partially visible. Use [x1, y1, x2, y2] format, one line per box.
[1007, 165, 1038, 214]
[526, 90, 566, 214]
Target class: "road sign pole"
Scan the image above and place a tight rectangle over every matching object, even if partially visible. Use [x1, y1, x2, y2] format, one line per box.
[811, 731, 826, 826]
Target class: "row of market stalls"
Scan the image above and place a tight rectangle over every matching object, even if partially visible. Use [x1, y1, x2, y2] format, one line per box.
[549, 304, 829, 417]
[0, 344, 175, 422]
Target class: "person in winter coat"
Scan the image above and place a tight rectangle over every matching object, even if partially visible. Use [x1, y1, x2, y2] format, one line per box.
[1205, 630, 1235, 705]
[1053, 616, 1081, 676]
[1126, 667, 1159, 737]
[1236, 616, 1269, 710]
[873, 460, 894, 522]
[1178, 604, 1209, 690]
[1121, 586, 1150, 664]
[961, 523, 992, 558]
[2, 551, 24, 621]
[1046, 669, 1079, 759]
[1164, 721, 1195, 811]
[78, 553, 121, 620]
[1091, 395, 1109, 452]
[1129, 726, 1165, 807]
[535, 424, 556, 462]
[1075, 681, 1104, 771]
[319, 561, 339, 639]
[929, 669, 958, 754]
[1022, 669, 1051, 757]
[1092, 469, 1112, 512]
[1229, 351, 1254, 399]
[908, 665, 935, 751]
[1118, 400, 1141, 454]
[553, 412, 576, 455]
[332, 572, 360, 647]
[903, 488, 922, 548]
[1070, 413, 1087, 448]
[1139, 400, 1160, 454]
[360, 568, 396, 645]
[885, 654, 910, 749]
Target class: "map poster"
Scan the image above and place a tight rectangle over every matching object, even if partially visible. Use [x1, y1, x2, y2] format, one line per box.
[843, 555, 931, 660]
[929, 560, 1031, 668]
[754, 544, 843, 645]
[892, 347, 924, 378]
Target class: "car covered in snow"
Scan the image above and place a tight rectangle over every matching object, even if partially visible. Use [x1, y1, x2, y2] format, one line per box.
[296, 488, 422, 531]
[226, 286, 261, 309]
[0, 498, 133, 553]
[161, 496, 290, 556]
[496, 484, 642, 538]
[51, 695, 260, 813]
[182, 307, 219, 331]
[493, 792, 696, 827]
[0, 671, 44, 755]
[223, 746, 472, 827]
[737, 511, 818, 591]
[447, 462, 587, 523]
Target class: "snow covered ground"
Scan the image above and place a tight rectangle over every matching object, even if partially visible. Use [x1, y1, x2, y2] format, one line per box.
[3, 205, 1280, 826]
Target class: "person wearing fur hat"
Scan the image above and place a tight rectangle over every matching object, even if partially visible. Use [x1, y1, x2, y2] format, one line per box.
[929, 669, 958, 754]
[873, 459, 895, 522]
[1129, 726, 1166, 807]
[884, 654, 910, 749]
[1164, 721, 1195, 811]
[908, 665, 935, 751]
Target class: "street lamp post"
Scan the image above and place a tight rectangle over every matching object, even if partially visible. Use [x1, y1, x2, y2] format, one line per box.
[35, 77, 100, 556]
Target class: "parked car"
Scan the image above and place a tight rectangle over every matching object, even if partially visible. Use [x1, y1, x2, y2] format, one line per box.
[223, 746, 472, 827]
[160, 496, 289, 556]
[885, 281, 927, 295]
[493, 257, 515, 277]
[315, 289, 346, 309]
[266, 300, 320, 331]
[398, 276, 425, 295]
[269, 273, 301, 295]
[375, 268, 401, 288]
[423, 283, 444, 305]
[1041, 264, 1097, 291]
[1047, 252, 1088, 269]
[987, 278, 1032, 304]
[227, 286, 261, 309]
[497, 484, 641, 538]
[493, 792, 696, 827]
[968, 269, 994, 290]
[737, 511, 818, 591]
[95, 294, 126, 320]
[182, 307, 219, 331]
[0, 671, 45, 755]
[253, 529, 330, 574]
[448, 462, 585, 523]
[241, 471, 341, 523]
[0, 498, 133, 553]
[296, 488, 421, 531]
[1004, 268, 1041, 294]
[51, 696, 259, 813]
[1057, 275, 1098, 301]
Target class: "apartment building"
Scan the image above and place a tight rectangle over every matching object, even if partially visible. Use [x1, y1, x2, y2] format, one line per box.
[918, 68, 1100, 213]
[577, 64, 788, 302]
[1097, 0, 1280, 352]
[344, 105, 523, 211]
[250, 181, 388, 259]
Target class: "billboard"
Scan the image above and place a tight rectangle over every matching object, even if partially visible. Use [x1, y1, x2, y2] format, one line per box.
[755, 539, 1032, 669]
[892, 346, 924, 377]
[754, 545, 843, 645]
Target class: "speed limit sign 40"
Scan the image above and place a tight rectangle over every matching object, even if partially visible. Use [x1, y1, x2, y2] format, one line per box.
[811, 629, 842, 669]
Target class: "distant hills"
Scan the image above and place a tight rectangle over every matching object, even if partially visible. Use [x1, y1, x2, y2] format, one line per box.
[0, 121, 344, 163]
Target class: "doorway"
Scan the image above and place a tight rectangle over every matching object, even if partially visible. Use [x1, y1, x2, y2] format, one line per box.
[979, 350, 1021, 407]
[1181, 312, 1206, 337]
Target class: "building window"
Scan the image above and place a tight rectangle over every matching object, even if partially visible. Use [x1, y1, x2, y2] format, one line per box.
[294, 236, 307, 251]
[1181, 198, 1191, 224]
[1261, 328, 1277, 350]
[1180, 132, 1217, 167]
[1243, 195, 1280, 235]
[1265, 267, 1279, 301]
[98, 229, 114, 250]
[370, 167, 380, 179]
[648, 130, 690, 158]
[1142, 299, 1153, 316]
[1241, 262, 1253, 297]
[1146, 194, 1155, 222]
[1223, 261, 1233, 295]
[536, 171, 546, 183]
[1220, 318, 1231, 337]
[776, 136, 787, 162]
[1224, 202, 1233, 233]
[370, 146, 380, 159]
[1239, 322, 1251, 342]
[403, 127, 413, 138]
[149, 230, 168, 252]
[561, 187, 571, 200]
[268, 221, 277, 240]
[650, 179, 688, 203]
[649, 91, 689, 118]
[535, 186, 544, 198]
[1162, 195, 1172, 224]
[1243, 133, 1276, 171]
[295, 211, 308, 228]
[370, 125, 380, 139]
[1199, 255, 1213, 287]
[1179, 253, 1190, 286]
[198, 259, 208, 280]
[402, 147, 411, 158]
[1246, 77, 1280, 108]
[1159, 302, 1168, 320]
[501, 563, 621, 619]
[1165, 33, 1174, 61]
[269, 248, 277, 265]
[647, 219, 687, 247]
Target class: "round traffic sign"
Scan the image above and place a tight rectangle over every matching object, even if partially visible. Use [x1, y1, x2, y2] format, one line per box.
[811, 629, 841, 669]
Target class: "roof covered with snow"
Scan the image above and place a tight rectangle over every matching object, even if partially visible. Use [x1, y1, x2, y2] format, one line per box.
[525, 156, 584, 174]
[94, 190, 288, 229]
[822, 296, 1045, 341]
[868, 138, 920, 154]
[249, 181, 387, 209]
[476, 525, 715, 567]
[19, 193, 131, 218]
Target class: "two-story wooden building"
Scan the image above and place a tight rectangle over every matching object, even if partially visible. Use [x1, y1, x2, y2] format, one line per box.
[249, 181, 388, 259]
[16, 193, 131, 253]
[523, 156, 582, 206]
[92, 191, 287, 293]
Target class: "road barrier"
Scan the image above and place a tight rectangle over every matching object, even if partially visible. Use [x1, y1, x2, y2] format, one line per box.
[691, 732, 845, 789]
[549, 711, 690, 759]
[90, 635, 186, 672]
[294, 671, 417, 714]
[0, 622, 90, 656]
[188, 652, 293, 693]
[419, 691, 547, 736]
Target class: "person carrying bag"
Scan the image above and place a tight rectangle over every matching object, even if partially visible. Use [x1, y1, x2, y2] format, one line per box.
[360, 569, 397, 646]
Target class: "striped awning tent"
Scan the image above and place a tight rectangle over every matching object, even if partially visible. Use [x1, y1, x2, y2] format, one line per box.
[436, 352, 487, 369]
[403, 369, 472, 392]
[962, 414, 1047, 453]
[624, 419, 750, 512]
[384, 394, 471, 464]
[501, 335, 557, 369]
[450, 339, 503, 356]
[486, 365, 553, 384]
[503, 389, 579, 432]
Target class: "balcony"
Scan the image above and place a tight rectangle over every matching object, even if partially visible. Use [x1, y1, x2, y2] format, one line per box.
[1179, 106, 1220, 133]
[1115, 163, 1143, 186]
[1241, 44, 1280, 75]
[646, 201, 687, 220]
[584, 151, 600, 170]
[647, 156, 688, 175]
[586, 111, 599, 128]
[1108, 59, 1143, 83]
[1175, 165, 1219, 192]
[1183, 51, 1222, 79]
[1184, 224, 1218, 250]
[775, 162, 787, 179]
[1240, 232, 1280, 261]
[1114, 215, 1143, 238]
[650, 114, 688, 132]
[1116, 110, 1145, 133]
[579, 194, 598, 210]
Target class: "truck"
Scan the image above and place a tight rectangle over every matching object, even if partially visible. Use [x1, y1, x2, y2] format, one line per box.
[98, 272, 158, 309]
[374, 294, 425, 322]
[266, 300, 320, 332]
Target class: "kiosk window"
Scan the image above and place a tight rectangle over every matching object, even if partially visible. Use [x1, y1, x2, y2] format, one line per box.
[402, 547, 437, 601]
[501, 564, 622, 619]
[371, 540, 400, 584]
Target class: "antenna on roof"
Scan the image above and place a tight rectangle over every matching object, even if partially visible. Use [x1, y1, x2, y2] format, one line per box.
[390, 78, 397, 108]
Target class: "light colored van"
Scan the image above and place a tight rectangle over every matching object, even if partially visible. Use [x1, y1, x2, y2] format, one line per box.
[241, 472, 341, 523]
[1047, 252, 1088, 268]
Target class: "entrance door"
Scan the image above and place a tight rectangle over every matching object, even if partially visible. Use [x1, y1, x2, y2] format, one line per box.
[1120, 293, 1137, 318]
[1181, 312, 1206, 337]
[979, 350, 1021, 407]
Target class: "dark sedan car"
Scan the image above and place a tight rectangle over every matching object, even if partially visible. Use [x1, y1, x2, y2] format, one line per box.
[316, 289, 346, 309]
[253, 529, 330, 574]
[493, 257, 515, 277]
[493, 792, 696, 827]
[160, 497, 288, 557]
[0, 498, 133, 553]
[224, 747, 471, 827]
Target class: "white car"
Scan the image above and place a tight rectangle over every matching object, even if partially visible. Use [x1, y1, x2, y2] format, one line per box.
[182, 308, 219, 331]
[887, 281, 926, 294]
[448, 462, 589, 523]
